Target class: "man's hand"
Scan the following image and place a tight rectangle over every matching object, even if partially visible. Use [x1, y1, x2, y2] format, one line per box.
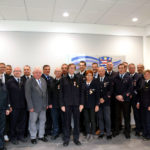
[49, 105, 52, 109]
[126, 93, 130, 97]
[95, 106, 99, 112]
[116, 95, 124, 102]
[148, 106, 150, 111]
[79, 105, 84, 112]
[10, 107, 12, 113]
[6, 110, 10, 115]
[61, 106, 66, 112]
[29, 108, 34, 112]
[100, 98, 105, 104]
[136, 103, 140, 109]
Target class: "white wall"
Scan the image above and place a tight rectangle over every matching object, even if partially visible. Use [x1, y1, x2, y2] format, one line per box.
[0, 31, 143, 76]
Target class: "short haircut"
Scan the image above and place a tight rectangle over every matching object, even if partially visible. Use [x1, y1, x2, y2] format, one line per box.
[68, 63, 76, 69]
[128, 63, 135, 67]
[24, 65, 31, 69]
[79, 61, 86, 66]
[61, 63, 68, 68]
[86, 70, 93, 76]
[43, 65, 50, 70]
[118, 63, 125, 69]
[6, 65, 12, 68]
[92, 62, 98, 66]
[0, 63, 5, 66]
[144, 70, 150, 75]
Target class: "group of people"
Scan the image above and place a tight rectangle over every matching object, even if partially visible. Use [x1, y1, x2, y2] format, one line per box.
[0, 61, 150, 150]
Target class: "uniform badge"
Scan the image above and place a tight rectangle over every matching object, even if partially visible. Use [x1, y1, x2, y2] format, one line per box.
[104, 82, 109, 87]
[89, 89, 95, 95]
[133, 80, 136, 86]
[57, 84, 60, 90]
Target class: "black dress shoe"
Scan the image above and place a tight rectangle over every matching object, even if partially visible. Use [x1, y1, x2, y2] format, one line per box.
[18, 138, 27, 142]
[107, 135, 112, 140]
[0, 147, 7, 150]
[73, 140, 81, 146]
[125, 133, 130, 139]
[51, 135, 59, 140]
[11, 139, 19, 145]
[98, 134, 104, 138]
[135, 132, 140, 136]
[38, 137, 48, 142]
[31, 139, 37, 144]
[63, 141, 69, 146]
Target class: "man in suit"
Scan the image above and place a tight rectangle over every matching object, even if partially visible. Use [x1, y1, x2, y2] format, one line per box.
[113, 64, 132, 138]
[137, 64, 144, 75]
[97, 67, 113, 139]
[25, 67, 49, 144]
[92, 63, 99, 79]
[7, 67, 27, 145]
[5, 65, 12, 78]
[21, 65, 32, 137]
[105, 62, 118, 132]
[128, 63, 142, 136]
[60, 63, 84, 146]
[61, 64, 68, 77]
[76, 61, 86, 134]
[41, 65, 54, 136]
[50, 68, 62, 140]
[138, 70, 150, 140]
[0, 63, 10, 150]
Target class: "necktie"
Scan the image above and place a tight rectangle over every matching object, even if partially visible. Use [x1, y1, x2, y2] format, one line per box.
[26, 76, 29, 80]
[120, 74, 123, 79]
[47, 76, 50, 80]
[18, 78, 20, 84]
[38, 79, 42, 88]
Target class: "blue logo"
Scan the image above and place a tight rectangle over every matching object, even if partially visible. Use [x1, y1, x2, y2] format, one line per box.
[71, 56, 122, 70]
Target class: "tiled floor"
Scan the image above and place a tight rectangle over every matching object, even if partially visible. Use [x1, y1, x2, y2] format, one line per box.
[6, 132, 150, 150]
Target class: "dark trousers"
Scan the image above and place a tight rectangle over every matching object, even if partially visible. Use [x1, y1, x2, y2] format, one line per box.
[98, 105, 111, 136]
[25, 111, 29, 137]
[80, 111, 85, 132]
[0, 110, 6, 149]
[45, 109, 52, 135]
[141, 107, 150, 138]
[51, 108, 60, 136]
[10, 109, 26, 140]
[64, 106, 80, 142]
[115, 100, 130, 134]
[83, 108, 96, 135]
[130, 98, 142, 133]
[4, 115, 10, 136]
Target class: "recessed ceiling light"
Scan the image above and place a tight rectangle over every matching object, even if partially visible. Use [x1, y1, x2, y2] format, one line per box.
[132, 17, 138, 22]
[63, 12, 69, 17]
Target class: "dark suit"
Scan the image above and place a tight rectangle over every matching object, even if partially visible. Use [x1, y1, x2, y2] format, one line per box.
[105, 71, 118, 130]
[130, 73, 142, 133]
[7, 77, 27, 140]
[113, 73, 132, 135]
[41, 74, 54, 135]
[82, 79, 99, 135]
[59, 74, 84, 142]
[97, 76, 113, 136]
[139, 79, 150, 138]
[0, 80, 9, 149]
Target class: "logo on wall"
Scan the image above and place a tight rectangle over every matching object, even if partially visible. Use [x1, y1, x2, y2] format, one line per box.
[70, 56, 122, 70]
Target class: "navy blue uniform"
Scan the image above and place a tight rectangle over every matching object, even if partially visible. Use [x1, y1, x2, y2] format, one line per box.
[130, 73, 142, 134]
[139, 79, 150, 138]
[41, 74, 54, 135]
[113, 73, 132, 136]
[97, 76, 113, 136]
[82, 79, 99, 135]
[59, 74, 84, 142]
[0, 80, 9, 149]
[7, 77, 27, 141]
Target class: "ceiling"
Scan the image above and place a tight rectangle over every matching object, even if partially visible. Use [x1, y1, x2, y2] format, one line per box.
[0, 0, 150, 27]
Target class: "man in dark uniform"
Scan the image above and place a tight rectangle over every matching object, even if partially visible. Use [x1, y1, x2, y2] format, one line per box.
[92, 63, 99, 79]
[5, 65, 13, 80]
[76, 61, 86, 134]
[138, 70, 150, 140]
[50, 68, 62, 140]
[61, 64, 68, 77]
[0, 63, 10, 150]
[128, 63, 142, 136]
[21, 65, 32, 137]
[41, 65, 54, 136]
[97, 67, 113, 139]
[113, 63, 132, 138]
[60, 63, 84, 146]
[7, 67, 27, 145]
[105, 62, 118, 132]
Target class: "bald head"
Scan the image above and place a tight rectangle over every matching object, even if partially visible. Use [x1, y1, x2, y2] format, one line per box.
[98, 67, 105, 77]
[54, 67, 62, 79]
[13, 67, 22, 78]
[33, 67, 42, 79]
